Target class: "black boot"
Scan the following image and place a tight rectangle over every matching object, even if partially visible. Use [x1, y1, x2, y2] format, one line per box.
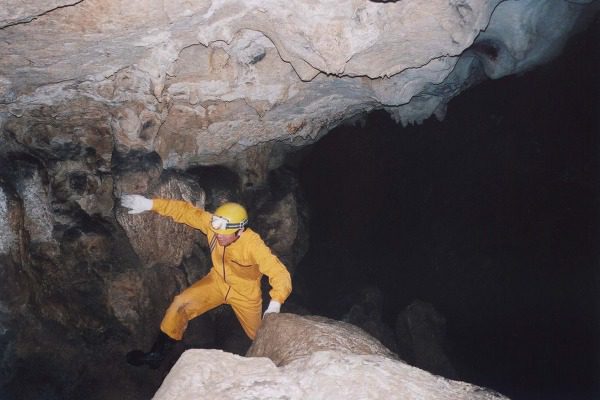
[126, 331, 176, 369]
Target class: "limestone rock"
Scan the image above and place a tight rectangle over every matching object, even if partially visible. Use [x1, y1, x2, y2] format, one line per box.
[154, 313, 509, 400]
[0, 177, 29, 337]
[344, 286, 399, 354]
[108, 264, 187, 339]
[0, 175, 25, 262]
[246, 313, 396, 366]
[5, 157, 54, 245]
[396, 300, 457, 379]
[115, 169, 206, 268]
[2, 1, 594, 166]
[245, 167, 309, 275]
[470, 0, 596, 79]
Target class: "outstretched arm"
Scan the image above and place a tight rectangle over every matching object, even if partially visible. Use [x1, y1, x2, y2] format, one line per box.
[121, 194, 211, 233]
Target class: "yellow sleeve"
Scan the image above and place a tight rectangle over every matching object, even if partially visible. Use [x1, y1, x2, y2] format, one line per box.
[251, 235, 292, 304]
[151, 198, 212, 234]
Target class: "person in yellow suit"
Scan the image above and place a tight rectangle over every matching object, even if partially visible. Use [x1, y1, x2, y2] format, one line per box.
[121, 194, 292, 368]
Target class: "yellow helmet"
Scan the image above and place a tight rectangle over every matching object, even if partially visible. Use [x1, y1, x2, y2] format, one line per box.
[211, 202, 248, 234]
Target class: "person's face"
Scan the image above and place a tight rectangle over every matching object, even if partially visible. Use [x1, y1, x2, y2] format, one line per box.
[216, 232, 239, 247]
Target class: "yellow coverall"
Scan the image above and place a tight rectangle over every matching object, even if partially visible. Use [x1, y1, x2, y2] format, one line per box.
[151, 199, 292, 340]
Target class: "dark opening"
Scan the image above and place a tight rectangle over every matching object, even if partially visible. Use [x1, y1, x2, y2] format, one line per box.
[294, 20, 599, 400]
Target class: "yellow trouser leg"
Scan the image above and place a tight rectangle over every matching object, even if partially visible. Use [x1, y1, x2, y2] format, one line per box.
[160, 271, 225, 340]
[226, 288, 262, 340]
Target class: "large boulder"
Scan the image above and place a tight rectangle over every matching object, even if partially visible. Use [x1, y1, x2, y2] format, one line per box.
[247, 313, 396, 366]
[154, 313, 508, 399]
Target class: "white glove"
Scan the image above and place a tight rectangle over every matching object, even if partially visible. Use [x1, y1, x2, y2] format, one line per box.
[121, 194, 153, 214]
[263, 300, 281, 318]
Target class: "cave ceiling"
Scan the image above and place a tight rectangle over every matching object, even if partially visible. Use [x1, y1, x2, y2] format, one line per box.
[1, 0, 597, 171]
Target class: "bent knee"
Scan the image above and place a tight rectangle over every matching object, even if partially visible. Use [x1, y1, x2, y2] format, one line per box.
[170, 294, 190, 309]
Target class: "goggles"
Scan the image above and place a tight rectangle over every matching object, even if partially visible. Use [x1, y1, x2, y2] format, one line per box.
[211, 215, 248, 232]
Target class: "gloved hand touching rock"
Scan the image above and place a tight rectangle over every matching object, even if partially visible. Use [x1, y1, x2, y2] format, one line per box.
[262, 300, 281, 318]
[121, 194, 153, 214]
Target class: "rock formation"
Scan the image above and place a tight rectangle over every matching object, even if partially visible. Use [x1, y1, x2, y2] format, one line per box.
[396, 300, 457, 379]
[343, 285, 399, 354]
[247, 313, 396, 365]
[154, 313, 508, 400]
[2, 1, 596, 168]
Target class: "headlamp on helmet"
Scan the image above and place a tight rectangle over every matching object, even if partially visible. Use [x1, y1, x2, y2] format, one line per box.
[210, 202, 249, 234]
[210, 215, 247, 232]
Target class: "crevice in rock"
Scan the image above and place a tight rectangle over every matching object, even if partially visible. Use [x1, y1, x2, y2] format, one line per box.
[0, 1, 86, 30]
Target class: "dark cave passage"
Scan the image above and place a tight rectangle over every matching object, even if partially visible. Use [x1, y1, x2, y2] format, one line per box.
[293, 21, 599, 400]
